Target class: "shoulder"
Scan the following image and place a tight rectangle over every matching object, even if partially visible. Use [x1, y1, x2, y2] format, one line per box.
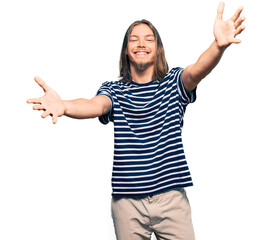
[161, 67, 184, 84]
[98, 81, 120, 92]
[163, 67, 184, 79]
[100, 80, 115, 87]
[168, 67, 184, 75]
[97, 80, 130, 96]
[100, 80, 127, 88]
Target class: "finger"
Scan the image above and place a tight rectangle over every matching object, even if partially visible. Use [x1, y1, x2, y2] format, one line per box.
[231, 6, 244, 22]
[27, 98, 41, 104]
[41, 110, 51, 119]
[34, 76, 50, 92]
[52, 113, 58, 124]
[33, 104, 45, 111]
[230, 37, 241, 44]
[234, 16, 246, 29]
[234, 25, 245, 37]
[216, 1, 225, 20]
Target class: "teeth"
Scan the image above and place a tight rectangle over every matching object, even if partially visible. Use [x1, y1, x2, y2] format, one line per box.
[136, 52, 148, 55]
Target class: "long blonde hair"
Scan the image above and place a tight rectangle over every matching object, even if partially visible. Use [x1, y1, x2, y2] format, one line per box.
[119, 19, 169, 82]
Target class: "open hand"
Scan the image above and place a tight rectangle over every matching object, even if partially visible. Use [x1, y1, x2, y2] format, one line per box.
[214, 2, 246, 48]
[27, 76, 65, 124]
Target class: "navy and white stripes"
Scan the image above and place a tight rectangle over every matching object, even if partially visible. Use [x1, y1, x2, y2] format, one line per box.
[96, 67, 196, 197]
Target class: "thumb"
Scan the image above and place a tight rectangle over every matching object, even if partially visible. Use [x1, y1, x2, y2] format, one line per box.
[216, 1, 225, 20]
[34, 76, 50, 92]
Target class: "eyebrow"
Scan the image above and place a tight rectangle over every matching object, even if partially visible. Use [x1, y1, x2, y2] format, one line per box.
[130, 34, 155, 38]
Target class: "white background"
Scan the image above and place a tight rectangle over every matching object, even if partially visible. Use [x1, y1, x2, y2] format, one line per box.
[0, 0, 271, 239]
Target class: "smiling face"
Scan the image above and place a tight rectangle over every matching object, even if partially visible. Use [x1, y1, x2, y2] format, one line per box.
[119, 20, 168, 82]
[126, 23, 156, 72]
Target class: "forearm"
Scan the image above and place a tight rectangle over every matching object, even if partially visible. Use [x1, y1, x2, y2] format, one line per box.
[189, 40, 226, 84]
[63, 97, 108, 119]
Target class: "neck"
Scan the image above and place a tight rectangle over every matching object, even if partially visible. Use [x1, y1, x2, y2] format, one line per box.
[130, 64, 154, 84]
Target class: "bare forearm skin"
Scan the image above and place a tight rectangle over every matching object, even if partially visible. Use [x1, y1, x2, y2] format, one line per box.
[183, 40, 226, 92]
[63, 95, 111, 119]
[191, 40, 225, 82]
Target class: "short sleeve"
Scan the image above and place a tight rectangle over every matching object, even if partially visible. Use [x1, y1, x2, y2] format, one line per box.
[176, 68, 197, 105]
[96, 81, 114, 124]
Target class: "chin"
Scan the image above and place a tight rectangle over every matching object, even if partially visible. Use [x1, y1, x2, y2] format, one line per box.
[131, 60, 154, 72]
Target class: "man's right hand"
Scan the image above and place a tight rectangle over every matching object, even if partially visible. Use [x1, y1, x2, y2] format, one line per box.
[27, 76, 65, 124]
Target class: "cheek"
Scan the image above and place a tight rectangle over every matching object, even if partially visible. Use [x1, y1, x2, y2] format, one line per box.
[148, 44, 156, 55]
[126, 45, 133, 55]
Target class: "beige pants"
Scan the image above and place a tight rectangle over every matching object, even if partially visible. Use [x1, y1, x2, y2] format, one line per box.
[111, 188, 195, 240]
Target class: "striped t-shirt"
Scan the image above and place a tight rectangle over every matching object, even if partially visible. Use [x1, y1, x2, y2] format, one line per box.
[96, 67, 196, 197]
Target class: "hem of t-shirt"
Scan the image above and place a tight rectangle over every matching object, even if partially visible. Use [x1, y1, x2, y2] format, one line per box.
[111, 182, 193, 198]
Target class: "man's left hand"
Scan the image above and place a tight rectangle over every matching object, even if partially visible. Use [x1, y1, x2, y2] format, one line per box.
[213, 1, 246, 48]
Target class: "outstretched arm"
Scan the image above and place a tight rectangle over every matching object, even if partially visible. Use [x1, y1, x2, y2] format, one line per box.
[182, 2, 246, 92]
[27, 76, 111, 124]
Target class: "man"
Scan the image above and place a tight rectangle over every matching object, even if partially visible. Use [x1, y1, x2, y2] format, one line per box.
[27, 2, 245, 240]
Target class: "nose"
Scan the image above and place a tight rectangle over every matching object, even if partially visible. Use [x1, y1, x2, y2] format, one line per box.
[137, 38, 146, 48]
